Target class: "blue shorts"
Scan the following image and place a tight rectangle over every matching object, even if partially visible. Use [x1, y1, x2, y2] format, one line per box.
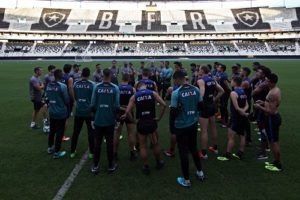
[264, 113, 281, 143]
[229, 115, 248, 135]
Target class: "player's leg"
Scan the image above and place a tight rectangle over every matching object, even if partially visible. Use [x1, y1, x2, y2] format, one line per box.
[151, 130, 164, 169]
[138, 133, 150, 174]
[85, 117, 95, 159]
[199, 117, 209, 159]
[47, 118, 56, 154]
[217, 127, 235, 161]
[70, 116, 84, 158]
[126, 122, 137, 160]
[113, 122, 123, 160]
[176, 129, 191, 187]
[188, 123, 205, 181]
[265, 114, 282, 171]
[53, 118, 67, 159]
[105, 125, 117, 172]
[92, 126, 104, 174]
[209, 115, 218, 154]
[30, 101, 42, 129]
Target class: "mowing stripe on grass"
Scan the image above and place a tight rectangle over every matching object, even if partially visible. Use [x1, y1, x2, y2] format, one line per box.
[53, 150, 88, 200]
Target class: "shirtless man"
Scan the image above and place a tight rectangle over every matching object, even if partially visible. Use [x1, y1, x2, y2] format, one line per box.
[254, 73, 282, 172]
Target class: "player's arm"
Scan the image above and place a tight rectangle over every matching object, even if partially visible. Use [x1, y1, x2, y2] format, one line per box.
[255, 93, 279, 115]
[197, 79, 205, 98]
[153, 82, 158, 92]
[164, 86, 173, 100]
[214, 82, 224, 102]
[33, 80, 44, 91]
[252, 82, 267, 96]
[153, 92, 166, 122]
[230, 91, 247, 116]
[121, 96, 135, 120]
[90, 86, 98, 114]
[62, 85, 70, 106]
[67, 77, 74, 101]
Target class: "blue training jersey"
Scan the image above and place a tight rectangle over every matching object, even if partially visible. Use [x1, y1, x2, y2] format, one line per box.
[91, 82, 120, 127]
[171, 84, 202, 129]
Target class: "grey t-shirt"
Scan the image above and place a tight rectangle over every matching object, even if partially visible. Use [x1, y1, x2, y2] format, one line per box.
[110, 66, 119, 85]
[70, 70, 82, 82]
[93, 70, 103, 83]
[29, 75, 43, 101]
[44, 74, 55, 88]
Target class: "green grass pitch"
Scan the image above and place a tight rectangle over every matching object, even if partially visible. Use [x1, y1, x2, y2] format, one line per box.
[0, 59, 300, 200]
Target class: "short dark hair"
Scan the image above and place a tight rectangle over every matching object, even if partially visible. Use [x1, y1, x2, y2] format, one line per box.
[142, 68, 150, 77]
[96, 64, 101, 67]
[136, 81, 146, 89]
[260, 66, 272, 77]
[81, 67, 90, 77]
[173, 70, 186, 80]
[190, 63, 196, 68]
[242, 67, 251, 76]
[220, 64, 226, 72]
[232, 66, 238, 71]
[165, 61, 170, 65]
[48, 65, 56, 72]
[140, 61, 145, 64]
[214, 62, 220, 66]
[54, 69, 63, 80]
[63, 64, 72, 74]
[232, 76, 243, 86]
[174, 61, 182, 67]
[200, 65, 210, 74]
[103, 68, 111, 78]
[122, 74, 130, 82]
[253, 62, 260, 66]
[266, 73, 278, 84]
[235, 63, 241, 68]
[34, 67, 41, 73]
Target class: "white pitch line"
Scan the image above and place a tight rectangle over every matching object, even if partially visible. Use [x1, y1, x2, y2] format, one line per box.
[53, 150, 88, 200]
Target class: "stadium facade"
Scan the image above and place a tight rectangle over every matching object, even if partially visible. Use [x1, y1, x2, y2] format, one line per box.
[0, 0, 300, 58]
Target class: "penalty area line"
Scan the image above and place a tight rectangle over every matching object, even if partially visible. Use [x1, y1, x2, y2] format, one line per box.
[53, 150, 88, 200]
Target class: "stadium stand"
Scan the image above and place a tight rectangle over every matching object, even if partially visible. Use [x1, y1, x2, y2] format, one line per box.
[139, 42, 164, 55]
[236, 40, 268, 54]
[88, 42, 115, 55]
[213, 41, 238, 53]
[34, 41, 65, 56]
[187, 42, 214, 55]
[268, 40, 296, 53]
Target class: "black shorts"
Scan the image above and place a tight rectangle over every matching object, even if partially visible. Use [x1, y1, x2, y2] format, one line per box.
[229, 115, 249, 136]
[32, 100, 44, 111]
[264, 113, 281, 143]
[200, 103, 216, 118]
[256, 109, 265, 123]
[119, 110, 135, 125]
[137, 118, 157, 135]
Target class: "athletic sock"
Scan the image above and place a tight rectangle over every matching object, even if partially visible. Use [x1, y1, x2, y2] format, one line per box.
[30, 122, 36, 127]
[196, 170, 204, 177]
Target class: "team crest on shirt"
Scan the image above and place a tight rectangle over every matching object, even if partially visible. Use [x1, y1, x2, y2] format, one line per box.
[42, 12, 66, 28]
[236, 11, 259, 27]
